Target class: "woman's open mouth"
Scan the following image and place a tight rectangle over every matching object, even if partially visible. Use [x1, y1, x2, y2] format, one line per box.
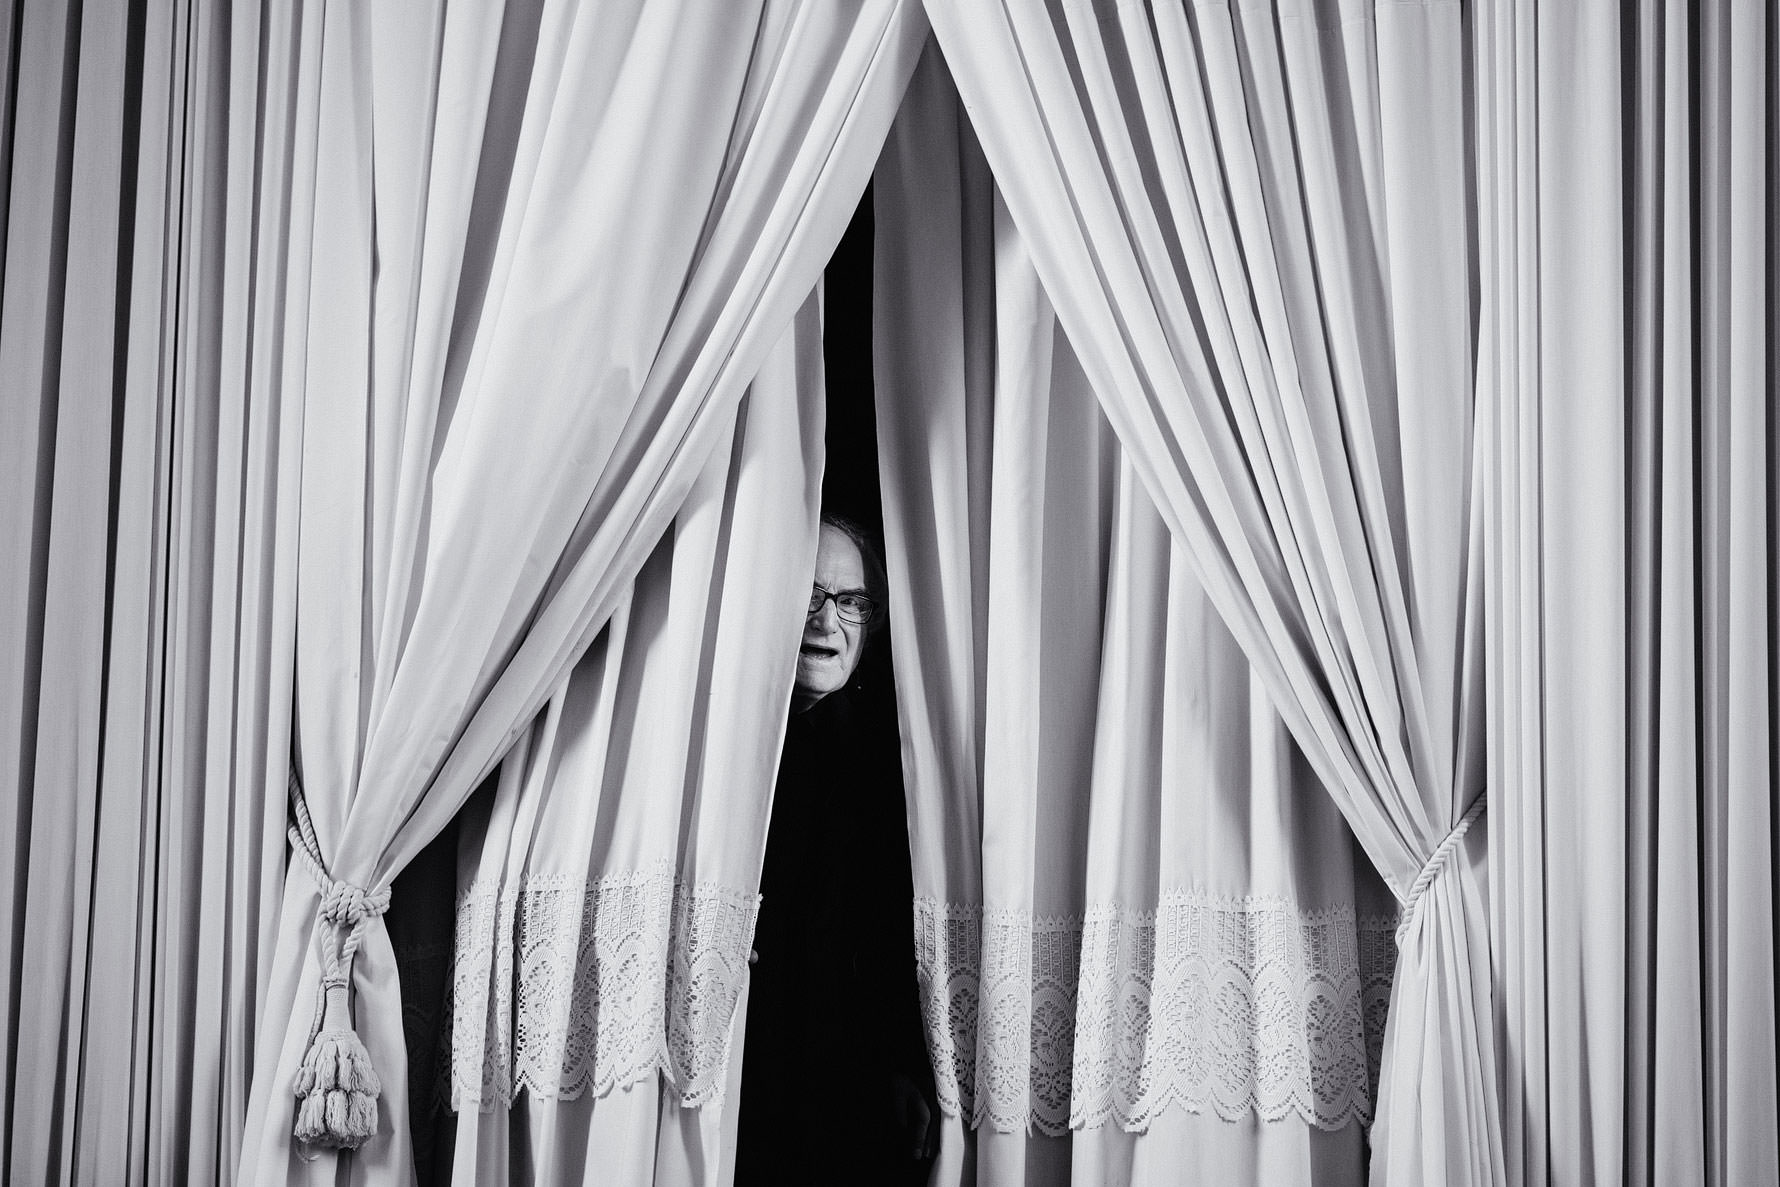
[800, 642, 839, 660]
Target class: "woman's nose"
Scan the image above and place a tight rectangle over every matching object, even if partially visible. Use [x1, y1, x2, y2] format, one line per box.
[808, 598, 839, 631]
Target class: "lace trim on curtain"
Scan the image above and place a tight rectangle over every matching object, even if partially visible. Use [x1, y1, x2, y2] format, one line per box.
[445, 865, 759, 1111]
[914, 892, 1398, 1135]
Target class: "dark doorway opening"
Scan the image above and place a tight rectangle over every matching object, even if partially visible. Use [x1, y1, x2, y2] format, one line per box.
[821, 185, 882, 540]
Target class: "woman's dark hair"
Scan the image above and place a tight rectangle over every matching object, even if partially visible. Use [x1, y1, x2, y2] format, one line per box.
[820, 512, 889, 639]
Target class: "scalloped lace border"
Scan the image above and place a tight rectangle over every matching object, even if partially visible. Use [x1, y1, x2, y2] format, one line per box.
[444, 865, 759, 1111]
[915, 891, 1398, 1135]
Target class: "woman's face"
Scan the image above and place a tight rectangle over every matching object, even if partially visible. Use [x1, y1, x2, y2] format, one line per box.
[794, 525, 869, 709]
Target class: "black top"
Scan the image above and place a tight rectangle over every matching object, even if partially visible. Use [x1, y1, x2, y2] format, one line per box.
[734, 691, 934, 1186]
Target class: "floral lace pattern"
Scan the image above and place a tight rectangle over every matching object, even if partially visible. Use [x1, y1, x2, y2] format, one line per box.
[445, 865, 759, 1111]
[915, 892, 1398, 1135]
[1356, 912, 1398, 1098]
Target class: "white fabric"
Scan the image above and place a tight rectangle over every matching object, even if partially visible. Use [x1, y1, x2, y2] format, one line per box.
[914, 895, 1399, 1135]
[448, 870, 755, 1111]
[236, 1, 926, 1181]
[874, 43, 1391, 1186]
[0, 3, 300, 1182]
[6, 0, 1777, 1183]
[1477, 2, 1780, 1185]
[919, 5, 1500, 1184]
[438, 300, 824, 1184]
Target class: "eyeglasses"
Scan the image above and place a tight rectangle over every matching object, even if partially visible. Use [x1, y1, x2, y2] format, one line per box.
[807, 584, 878, 625]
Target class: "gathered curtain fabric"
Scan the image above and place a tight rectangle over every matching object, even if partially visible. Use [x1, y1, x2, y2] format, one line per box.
[6, 1, 1776, 1185]
[1477, 2, 1779, 1184]
[238, 0, 926, 1180]
[874, 45, 1398, 1186]
[433, 303, 824, 1184]
[0, 0, 918, 1180]
[919, 3, 1499, 1184]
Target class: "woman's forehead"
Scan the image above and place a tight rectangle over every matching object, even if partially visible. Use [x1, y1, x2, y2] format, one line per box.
[814, 524, 867, 588]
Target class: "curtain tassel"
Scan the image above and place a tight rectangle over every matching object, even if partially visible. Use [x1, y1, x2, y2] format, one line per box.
[293, 982, 383, 1146]
[287, 775, 391, 1150]
[1395, 792, 1486, 946]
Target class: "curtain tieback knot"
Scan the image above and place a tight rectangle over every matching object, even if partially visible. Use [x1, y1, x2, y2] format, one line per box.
[317, 881, 390, 933]
[285, 774, 390, 1151]
[1396, 792, 1487, 946]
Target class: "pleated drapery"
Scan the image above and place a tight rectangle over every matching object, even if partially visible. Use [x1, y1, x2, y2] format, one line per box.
[873, 46, 1396, 1185]
[1477, 2, 1779, 1184]
[0, 3, 302, 1182]
[4, 1, 1777, 1184]
[920, 4, 1501, 1185]
[435, 302, 826, 1185]
[237, 0, 926, 1180]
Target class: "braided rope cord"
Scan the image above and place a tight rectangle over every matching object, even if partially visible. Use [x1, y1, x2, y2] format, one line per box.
[286, 774, 392, 1010]
[1395, 792, 1487, 945]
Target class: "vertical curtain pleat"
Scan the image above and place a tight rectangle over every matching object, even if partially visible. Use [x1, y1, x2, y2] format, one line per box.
[1702, 7, 1776, 1182]
[0, 0, 79, 1161]
[1479, 1, 1778, 1185]
[14, 0, 133, 1174]
[0, 1, 307, 1183]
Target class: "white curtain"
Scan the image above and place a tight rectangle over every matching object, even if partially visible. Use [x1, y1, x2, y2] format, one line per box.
[0, 2, 298, 1181]
[0, 0, 919, 1179]
[435, 300, 825, 1185]
[1478, 2, 1779, 1184]
[920, 4, 1497, 1185]
[238, 0, 926, 1181]
[6, 1, 1775, 1184]
[874, 44, 1397, 1186]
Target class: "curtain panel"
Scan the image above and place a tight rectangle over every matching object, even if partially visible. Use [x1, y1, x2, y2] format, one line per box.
[435, 300, 825, 1185]
[0, 2, 302, 1182]
[1478, 1, 1779, 1184]
[920, 3, 1500, 1184]
[7, 1, 1775, 1185]
[235, 0, 927, 1180]
[874, 46, 1398, 1186]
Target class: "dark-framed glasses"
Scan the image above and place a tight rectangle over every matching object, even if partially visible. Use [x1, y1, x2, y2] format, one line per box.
[808, 584, 878, 625]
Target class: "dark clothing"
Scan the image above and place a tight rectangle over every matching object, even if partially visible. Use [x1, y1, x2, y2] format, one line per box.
[734, 691, 934, 1187]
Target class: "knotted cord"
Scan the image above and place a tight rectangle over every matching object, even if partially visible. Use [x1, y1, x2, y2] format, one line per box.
[286, 780, 391, 995]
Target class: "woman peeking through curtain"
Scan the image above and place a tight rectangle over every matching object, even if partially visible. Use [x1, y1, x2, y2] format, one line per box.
[735, 513, 940, 1186]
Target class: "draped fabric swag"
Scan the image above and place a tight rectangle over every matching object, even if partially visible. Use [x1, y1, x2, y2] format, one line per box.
[237, 0, 925, 1180]
[434, 302, 825, 1184]
[874, 47, 1398, 1185]
[918, 4, 1500, 1184]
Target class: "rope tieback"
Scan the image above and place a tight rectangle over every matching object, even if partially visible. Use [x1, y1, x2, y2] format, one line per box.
[1396, 792, 1486, 946]
[287, 779, 391, 1151]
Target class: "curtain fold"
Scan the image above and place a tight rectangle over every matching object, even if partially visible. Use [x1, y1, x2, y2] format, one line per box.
[1478, 2, 1778, 1184]
[239, 0, 926, 1180]
[0, 2, 301, 1182]
[7, 1, 1775, 1183]
[875, 44, 1395, 1186]
[919, 3, 1500, 1184]
[436, 295, 824, 1186]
